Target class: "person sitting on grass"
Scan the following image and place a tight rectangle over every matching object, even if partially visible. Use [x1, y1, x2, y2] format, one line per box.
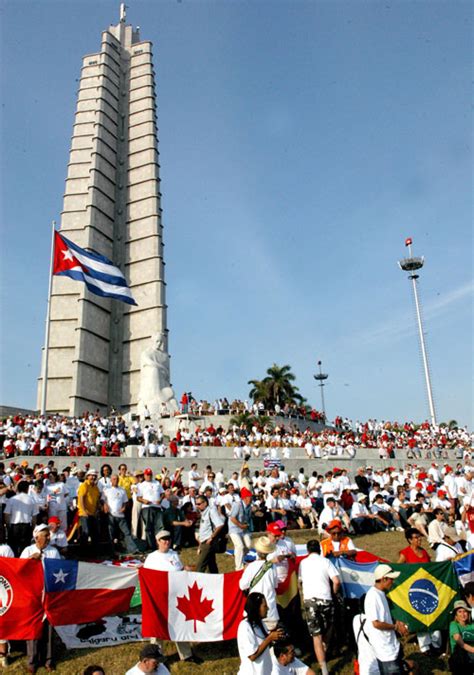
[271, 639, 316, 674]
[125, 644, 170, 675]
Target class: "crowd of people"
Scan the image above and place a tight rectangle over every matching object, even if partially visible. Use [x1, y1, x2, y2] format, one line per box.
[177, 391, 326, 423]
[1, 412, 472, 460]
[1, 447, 474, 672]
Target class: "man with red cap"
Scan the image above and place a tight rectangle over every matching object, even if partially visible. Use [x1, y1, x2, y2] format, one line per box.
[48, 516, 68, 555]
[266, 521, 296, 584]
[228, 487, 253, 570]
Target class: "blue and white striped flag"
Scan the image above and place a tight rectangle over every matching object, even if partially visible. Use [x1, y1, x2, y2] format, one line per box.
[53, 231, 137, 305]
[334, 557, 378, 599]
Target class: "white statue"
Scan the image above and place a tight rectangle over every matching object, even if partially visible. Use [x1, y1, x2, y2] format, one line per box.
[137, 333, 179, 418]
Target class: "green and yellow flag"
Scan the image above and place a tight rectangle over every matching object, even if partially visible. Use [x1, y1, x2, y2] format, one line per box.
[388, 562, 459, 632]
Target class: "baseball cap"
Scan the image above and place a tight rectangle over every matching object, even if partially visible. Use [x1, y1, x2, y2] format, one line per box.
[267, 522, 283, 536]
[374, 564, 401, 581]
[48, 516, 61, 525]
[326, 519, 343, 532]
[156, 530, 172, 541]
[139, 644, 163, 661]
[240, 487, 252, 499]
[274, 519, 286, 530]
[143, 468, 153, 476]
[33, 523, 50, 537]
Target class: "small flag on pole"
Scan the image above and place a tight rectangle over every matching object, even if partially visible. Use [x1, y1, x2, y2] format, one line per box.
[53, 231, 137, 305]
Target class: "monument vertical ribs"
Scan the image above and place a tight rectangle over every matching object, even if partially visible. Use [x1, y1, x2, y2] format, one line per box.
[38, 9, 170, 417]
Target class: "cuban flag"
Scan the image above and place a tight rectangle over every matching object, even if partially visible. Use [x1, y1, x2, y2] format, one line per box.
[44, 559, 138, 626]
[53, 231, 137, 305]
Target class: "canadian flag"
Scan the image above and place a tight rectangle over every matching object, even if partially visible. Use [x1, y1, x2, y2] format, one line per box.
[139, 569, 246, 642]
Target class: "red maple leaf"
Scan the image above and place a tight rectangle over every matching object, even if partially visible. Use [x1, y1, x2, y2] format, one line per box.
[176, 581, 214, 632]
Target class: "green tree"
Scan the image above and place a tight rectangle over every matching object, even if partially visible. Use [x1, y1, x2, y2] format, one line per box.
[248, 363, 303, 409]
[229, 411, 272, 431]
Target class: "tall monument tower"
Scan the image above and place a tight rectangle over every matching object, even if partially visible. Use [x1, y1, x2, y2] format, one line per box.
[37, 6, 169, 415]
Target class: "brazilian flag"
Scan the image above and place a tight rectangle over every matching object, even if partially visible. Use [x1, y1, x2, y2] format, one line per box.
[387, 562, 459, 632]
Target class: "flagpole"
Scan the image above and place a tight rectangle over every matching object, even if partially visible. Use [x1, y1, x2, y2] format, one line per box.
[40, 220, 56, 416]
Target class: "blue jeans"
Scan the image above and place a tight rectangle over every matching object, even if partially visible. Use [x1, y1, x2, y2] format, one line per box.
[108, 514, 139, 553]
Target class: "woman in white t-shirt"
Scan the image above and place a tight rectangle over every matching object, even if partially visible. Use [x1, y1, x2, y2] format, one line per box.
[237, 592, 285, 675]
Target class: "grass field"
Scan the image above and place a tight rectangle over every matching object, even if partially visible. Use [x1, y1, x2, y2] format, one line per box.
[7, 530, 454, 674]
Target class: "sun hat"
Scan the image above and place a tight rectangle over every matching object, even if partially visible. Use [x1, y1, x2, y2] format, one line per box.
[374, 564, 401, 581]
[255, 536, 276, 555]
[443, 526, 460, 542]
[453, 600, 470, 613]
[86, 469, 98, 477]
[357, 493, 368, 502]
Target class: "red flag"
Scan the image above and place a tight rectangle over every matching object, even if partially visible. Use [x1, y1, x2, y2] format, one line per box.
[140, 569, 245, 642]
[0, 558, 44, 639]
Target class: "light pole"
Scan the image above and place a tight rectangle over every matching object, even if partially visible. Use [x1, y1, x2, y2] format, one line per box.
[313, 360, 328, 421]
[398, 237, 437, 425]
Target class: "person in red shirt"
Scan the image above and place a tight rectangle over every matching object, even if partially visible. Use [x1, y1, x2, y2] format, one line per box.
[398, 527, 431, 563]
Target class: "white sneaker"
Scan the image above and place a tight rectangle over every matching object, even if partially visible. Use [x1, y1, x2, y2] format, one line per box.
[0, 655, 8, 667]
[396, 527, 404, 531]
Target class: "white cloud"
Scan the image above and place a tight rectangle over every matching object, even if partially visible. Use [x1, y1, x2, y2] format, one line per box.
[352, 279, 473, 346]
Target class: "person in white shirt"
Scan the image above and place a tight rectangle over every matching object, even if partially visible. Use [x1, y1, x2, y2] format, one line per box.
[48, 516, 68, 555]
[20, 523, 62, 560]
[143, 531, 202, 665]
[125, 643, 170, 675]
[352, 604, 380, 675]
[103, 474, 139, 554]
[44, 472, 69, 531]
[240, 536, 280, 630]
[237, 592, 285, 675]
[364, 564, 410, 674]
[136, 469, 164, 550]
[427, 508, 447, 549]
[298, 540, 341, 675]
[266, 521, 296, 584]
[435, 527, 464, 561]
[271, 639, 315, 675]
[4, 480, 39, 556]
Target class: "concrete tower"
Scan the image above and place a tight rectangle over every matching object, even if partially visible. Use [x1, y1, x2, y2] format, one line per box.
[37, 7, 169, 415]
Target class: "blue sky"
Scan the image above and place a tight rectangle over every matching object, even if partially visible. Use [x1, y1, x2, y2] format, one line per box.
[0, 0, 472, 426]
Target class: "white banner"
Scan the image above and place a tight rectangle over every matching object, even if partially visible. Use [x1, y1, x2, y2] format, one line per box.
[55, 615, 143, 649]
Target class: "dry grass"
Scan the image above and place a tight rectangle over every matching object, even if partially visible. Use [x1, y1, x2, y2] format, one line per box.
[7, 530, 453, 673]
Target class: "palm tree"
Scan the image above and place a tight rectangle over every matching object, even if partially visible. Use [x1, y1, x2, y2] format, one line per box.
[248, 363, 303, 409]
[248, 379, 269, 403]
[229, 411, 273, 431]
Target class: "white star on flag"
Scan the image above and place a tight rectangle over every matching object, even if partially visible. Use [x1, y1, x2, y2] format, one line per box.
[61, 248, 74, 262]
[53, 569, 69, 584]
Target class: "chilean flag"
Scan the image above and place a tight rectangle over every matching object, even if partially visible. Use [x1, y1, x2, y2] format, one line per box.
[0, 558, 44, 639]
[53, 230, 137, 305]
[140, 568, 246, 642]
[44, 559, 138, 625]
